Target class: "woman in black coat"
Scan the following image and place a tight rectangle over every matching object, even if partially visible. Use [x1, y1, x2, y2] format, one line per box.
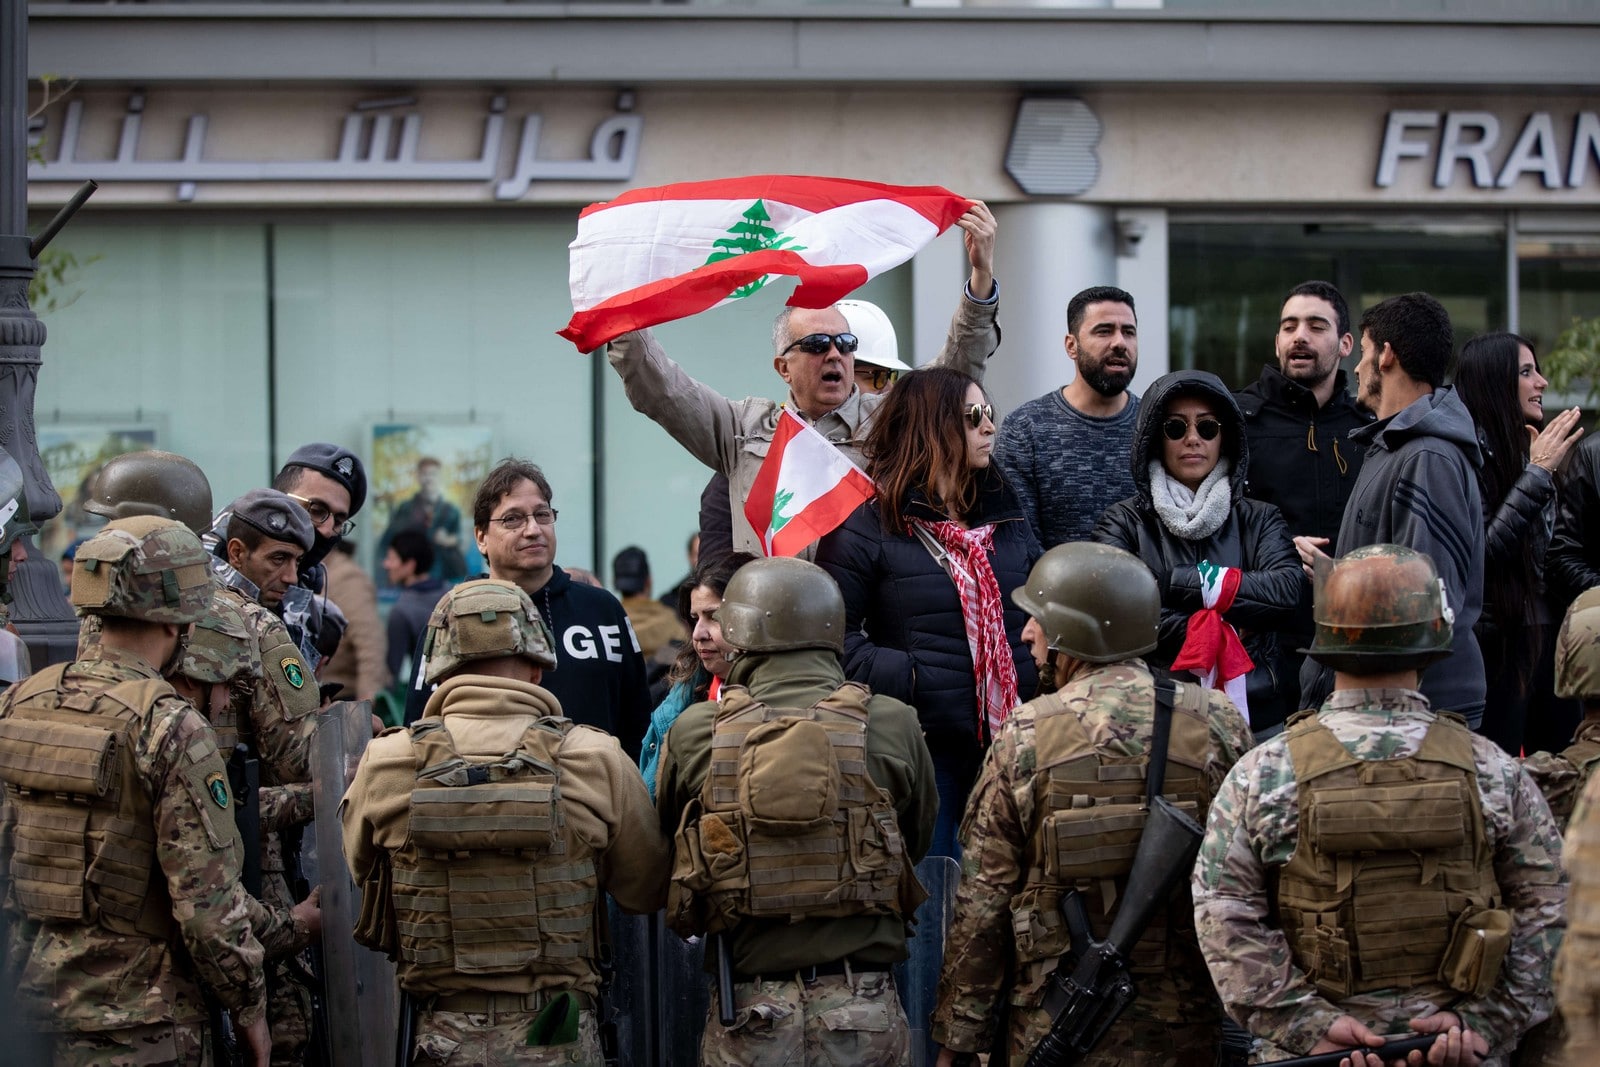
[817, 367, 1039, 859]
[1092, 369, 1303, 737]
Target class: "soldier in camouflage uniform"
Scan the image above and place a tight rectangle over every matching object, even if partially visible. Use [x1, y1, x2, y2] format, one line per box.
[79, 456, 325, 1066]
[930, 542, 1252, 1066]
[1559, 762, 1600, 1064]
[1194, 545, 1567, 1066]
[656, 557, 935, 1067]
[342, 579, 667, 1066]
[0, 518, 291, 1064]
[1522, 587, 1600, 832]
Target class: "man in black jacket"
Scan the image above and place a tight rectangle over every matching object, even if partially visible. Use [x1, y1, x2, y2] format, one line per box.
[1235, 281, 1374, 714]
[1549, 432, 1600, 606]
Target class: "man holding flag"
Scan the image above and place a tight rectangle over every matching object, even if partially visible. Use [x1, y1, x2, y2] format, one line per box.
[597, 185, 999, 560]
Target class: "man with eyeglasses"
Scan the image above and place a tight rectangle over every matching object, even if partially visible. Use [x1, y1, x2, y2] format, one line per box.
[993, 285, 1142, 551]
[402, 459, 653, 758]
[608, 200, 1001, 560]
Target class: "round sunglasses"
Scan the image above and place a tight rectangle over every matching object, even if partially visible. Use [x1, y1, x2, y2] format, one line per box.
[1162, 416, 1223, 441]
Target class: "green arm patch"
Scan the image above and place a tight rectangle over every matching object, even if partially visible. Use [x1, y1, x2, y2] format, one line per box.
[280, 657, 306, 690]
[206, 771, 232, 809]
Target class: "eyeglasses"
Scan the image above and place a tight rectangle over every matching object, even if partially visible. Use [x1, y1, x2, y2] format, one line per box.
[855, 366, 900, 391]
[965, 403, 995, 429]
[781, 333, 859, 357]
[1162, 416, 1223, 442]
[285, 493, 356, 538]
[488, 507, 559, 533]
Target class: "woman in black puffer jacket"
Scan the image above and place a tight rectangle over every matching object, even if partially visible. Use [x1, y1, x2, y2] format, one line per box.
[817, 367, 1039, 859]
[1092, 369, 1303, 738]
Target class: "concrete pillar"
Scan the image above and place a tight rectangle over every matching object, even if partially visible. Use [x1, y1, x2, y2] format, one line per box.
[1114, 206, 1171, 395]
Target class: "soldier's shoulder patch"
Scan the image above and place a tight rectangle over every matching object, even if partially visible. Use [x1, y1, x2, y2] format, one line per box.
[280, 657, 306, 689]
[206, 771, 231, 809]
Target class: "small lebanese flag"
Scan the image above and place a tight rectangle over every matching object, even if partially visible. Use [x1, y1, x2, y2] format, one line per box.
[746, 409, 875, 558]
[559, 175, 971, 352]
[1171, 561, 1256, 724]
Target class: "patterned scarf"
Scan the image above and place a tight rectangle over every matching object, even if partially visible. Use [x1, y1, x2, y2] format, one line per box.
[912, 518, 1020, 744]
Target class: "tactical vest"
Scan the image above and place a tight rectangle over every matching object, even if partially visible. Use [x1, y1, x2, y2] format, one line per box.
[1278, 714, 1505, 1000]
[1553, 726, 1600, 826]
[666, 682, 917, 938]
[1012, 679, 1213, 986]
[0, 663, 175, 939]
[390, 716, 597, 981]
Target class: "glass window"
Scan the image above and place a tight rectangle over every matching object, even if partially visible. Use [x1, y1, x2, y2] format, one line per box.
[1518, 233, 1600, 355]
[1170, 219, 1507, 391]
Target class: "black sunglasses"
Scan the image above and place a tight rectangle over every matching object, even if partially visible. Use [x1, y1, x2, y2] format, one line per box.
[855, 366, 900, 390]
[1162, 416, 1223, 442]
[781, 332, 859, 357]
[965, 403, 995, 429]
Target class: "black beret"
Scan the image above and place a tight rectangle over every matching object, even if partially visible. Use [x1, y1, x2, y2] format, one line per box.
[227, 489, 315, 552]
[283, 443, 367, 517]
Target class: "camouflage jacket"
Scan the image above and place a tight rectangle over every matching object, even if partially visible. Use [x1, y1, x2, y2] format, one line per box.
[930, 659, 1253, 1054]
[1193, 688, 1567, 1056]
[1522, 714, 1600, 833]
[0, 645, 278, 1030]
[1559, 769, 1600, 1061]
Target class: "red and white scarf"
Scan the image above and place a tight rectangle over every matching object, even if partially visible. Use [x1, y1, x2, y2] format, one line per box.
[1170, 561, 1255, 723]
[912, 519, 1020, 744]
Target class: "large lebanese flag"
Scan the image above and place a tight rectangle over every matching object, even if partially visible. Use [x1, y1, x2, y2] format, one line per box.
[746, 409, 875, 557]
[559, 176, 971, 352]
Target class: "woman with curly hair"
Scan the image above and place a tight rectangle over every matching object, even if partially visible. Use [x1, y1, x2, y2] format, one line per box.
[817, 366, 1039, 858]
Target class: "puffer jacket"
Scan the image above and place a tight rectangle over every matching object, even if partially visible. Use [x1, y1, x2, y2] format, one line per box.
[815, 464, 1040, 755]
[1091, 370, 1304, 728]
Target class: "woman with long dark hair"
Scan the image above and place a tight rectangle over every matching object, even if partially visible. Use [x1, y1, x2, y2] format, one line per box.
[817, 366, 1039, 858]
[1454, 331, 1584, 753]
[638, 551, 756, 796]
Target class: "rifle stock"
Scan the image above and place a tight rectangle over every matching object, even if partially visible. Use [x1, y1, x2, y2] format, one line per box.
[1104, 795, 1203, 956]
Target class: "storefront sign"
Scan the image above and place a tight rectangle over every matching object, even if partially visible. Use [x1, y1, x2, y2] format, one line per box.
[1377, 109, 1600, 190]
[28, 93, 643, 202]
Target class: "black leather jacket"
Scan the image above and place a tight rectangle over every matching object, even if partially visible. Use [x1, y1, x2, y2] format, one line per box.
[1549, 432, 1600, 606]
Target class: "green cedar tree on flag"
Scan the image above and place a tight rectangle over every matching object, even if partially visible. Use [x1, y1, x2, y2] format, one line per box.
[745, 409, 875, 557]
[559, 175, 971, 351]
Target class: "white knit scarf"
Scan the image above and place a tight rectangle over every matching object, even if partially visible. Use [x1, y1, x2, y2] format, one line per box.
[1148, 458, 1233, 541]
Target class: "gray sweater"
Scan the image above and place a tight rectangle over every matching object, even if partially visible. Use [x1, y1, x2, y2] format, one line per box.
[993, 388, 1141, 548]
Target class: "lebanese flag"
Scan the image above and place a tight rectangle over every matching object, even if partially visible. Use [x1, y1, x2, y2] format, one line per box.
[746, 409, 875, 558]
[1171, 562, 1256, 723]
[559, 176, 971, 352]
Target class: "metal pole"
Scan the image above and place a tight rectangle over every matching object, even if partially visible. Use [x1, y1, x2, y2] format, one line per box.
[0, 0, 82, 667]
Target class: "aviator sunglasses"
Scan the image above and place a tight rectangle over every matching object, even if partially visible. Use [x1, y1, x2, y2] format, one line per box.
[781, 332, 860, 357]
[1162, 416, 1223, 442]
[965, 403, 995, 429]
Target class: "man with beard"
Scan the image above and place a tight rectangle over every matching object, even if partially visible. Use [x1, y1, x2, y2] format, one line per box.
[1297, 292, 1487, 728]
[994, 285, 1141, 548]
[1235, 281, 1374, 727]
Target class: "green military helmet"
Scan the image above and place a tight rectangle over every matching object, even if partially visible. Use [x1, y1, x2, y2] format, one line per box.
[715, 557, 845, 655]
[1555, 586, 1600, 701]
[1304, 544, 1454, 673]
[71, 515, 214, 624]
[423, 578, 556, 684]
[83, 450, 214, 535]
[0, 447, 35, 551]
[179, 592, 256, 683]
[1011, 542, 1159, 663]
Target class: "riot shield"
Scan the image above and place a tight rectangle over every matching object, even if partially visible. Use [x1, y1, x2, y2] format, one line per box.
[894, 855, 961, 1067]
[603, 897, 656, 1067]
[302, 700, 397, 1067]
[657, 918, 713, 1065]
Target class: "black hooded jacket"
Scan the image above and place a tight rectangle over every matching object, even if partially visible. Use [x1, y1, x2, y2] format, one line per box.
[1091, 370, 1304, 724]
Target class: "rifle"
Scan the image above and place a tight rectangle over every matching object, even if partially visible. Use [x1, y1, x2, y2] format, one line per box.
[715, 934, 736, 1027]
[1265, 1034, 1437, 1067]
[396, 989, 416, 1067]
[205, 996, 246, 1066]
[1023, 795, 1204, 1067]
[227, 745, 261, 899]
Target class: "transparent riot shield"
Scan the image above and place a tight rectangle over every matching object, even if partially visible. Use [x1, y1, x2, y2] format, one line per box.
[894, 855, 961, 1067]
[602, 898, 656, 1067]
[657, 917, 713, 1065]
[301, 700, 397, 1067]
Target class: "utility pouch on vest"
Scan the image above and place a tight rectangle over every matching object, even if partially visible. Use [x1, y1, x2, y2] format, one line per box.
[0, 717, 118, 797]
[1309, 780, 1468, 854]
[1438, 906, 1513, 998]
[666, 797, 740, 938]
[354, 850, 399, 958]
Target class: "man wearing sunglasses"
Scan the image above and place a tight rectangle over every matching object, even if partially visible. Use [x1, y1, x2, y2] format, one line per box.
[608, 200, 1001, 560]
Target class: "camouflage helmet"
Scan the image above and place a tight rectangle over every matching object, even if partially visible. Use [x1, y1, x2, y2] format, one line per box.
[83, 450, 214, 535]
[0, 447, 35, 550]
[71, 515, 213, 624]
[1011, 542, 1158, 663]
[1555, 586, 1600, 701]
[716, 557, 845, 655]
[1304, 544, 1454, 673]
[178, 593, 256, 684]
[423, 578, 556, 684]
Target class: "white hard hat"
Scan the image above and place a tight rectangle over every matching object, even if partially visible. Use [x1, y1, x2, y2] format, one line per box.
[835, 300, 912, 374]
